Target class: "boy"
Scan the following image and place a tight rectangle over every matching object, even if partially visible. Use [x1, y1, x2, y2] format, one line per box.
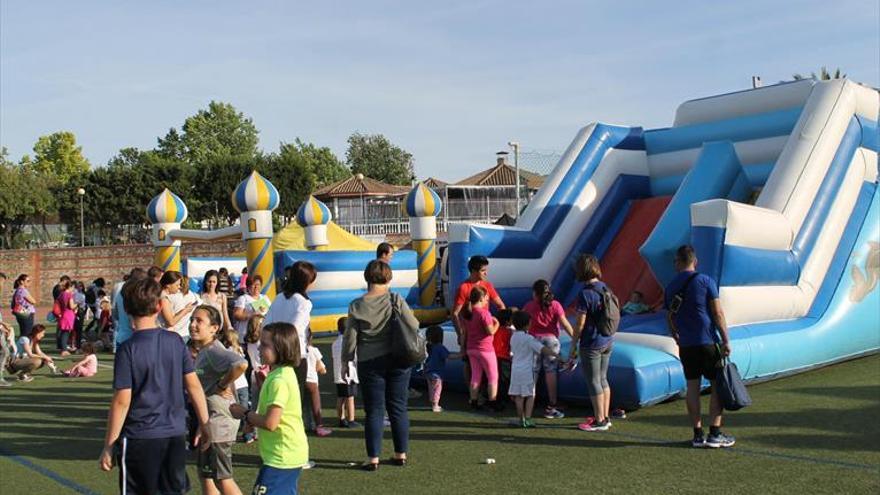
[509, 311, 558, 428]
[332, 317, 360, 428]
[622, 290, 651, 315]
[494, 308, 515, 403]
[99, 277, 211, 494]
[452, 256, 506, 387]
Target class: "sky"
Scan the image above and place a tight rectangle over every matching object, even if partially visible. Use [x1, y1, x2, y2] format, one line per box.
[1, 0, 878, 181]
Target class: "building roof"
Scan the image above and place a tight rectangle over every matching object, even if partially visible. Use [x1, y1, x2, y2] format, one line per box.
[313, 174, 410, 199]
[421, 177, 448, 189]
[454, 162, 545, 189]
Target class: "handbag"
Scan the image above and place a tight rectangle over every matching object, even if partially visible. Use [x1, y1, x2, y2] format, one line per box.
[716, 352, 752, 411]
[387, 292, 427, 367]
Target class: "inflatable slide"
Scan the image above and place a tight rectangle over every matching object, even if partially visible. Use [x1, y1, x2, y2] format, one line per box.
[446, 79, 880, 408]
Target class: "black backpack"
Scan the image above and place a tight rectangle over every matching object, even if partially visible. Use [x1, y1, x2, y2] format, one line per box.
[587, 284, 621, 337]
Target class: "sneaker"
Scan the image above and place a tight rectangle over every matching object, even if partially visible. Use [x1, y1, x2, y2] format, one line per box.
[523, 418, 537, 428]
[691, 435, 707, 448]
[347, 420, 362, 428]
[242, 432, 257, 444]
[578, 418, 609, 432]
[407, 388, 422, 399]
[315, 426, 332, 437]
[469, 400, 483, 411]
[431, 405, 443, 413]
[0, 379, 11, 388]
[303, 460, 316, 470]
[543, 407, 565, 419]
[18, 374, 34, 383]
[339, 419, 350, 428]
[383, 416, 391, 427]
[706, 432, 735, 448]
[611, 408, 627, 419]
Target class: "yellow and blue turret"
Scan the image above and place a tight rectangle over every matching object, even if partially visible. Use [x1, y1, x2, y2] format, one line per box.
[405, 183, 442, 307]
[147, 188, 188, 272]
[232, 171, 280, 299]
[296, 195, 332, 250]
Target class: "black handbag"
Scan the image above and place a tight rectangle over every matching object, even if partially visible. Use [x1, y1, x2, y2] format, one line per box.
[716, 355, 752, 411]
[388, 292, 427, 367]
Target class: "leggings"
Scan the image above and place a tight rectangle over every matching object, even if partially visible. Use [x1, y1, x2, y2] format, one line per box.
[427, 375, 443, 406]
[580, 345, 612, 396]
[466, 349, 498, 390]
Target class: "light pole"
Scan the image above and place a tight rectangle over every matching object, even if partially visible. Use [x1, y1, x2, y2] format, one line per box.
[77, 187, 85, 247]
[508, 141, 520, 216]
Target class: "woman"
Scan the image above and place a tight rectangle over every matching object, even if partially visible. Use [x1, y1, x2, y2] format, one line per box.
[233, 275, 270, 341]
[342, 260, 418, 470]
[10, 274, 37, 339]
[56, 280, 77, 356]
[458, 285, 503, 411]
[569, 254, 614, 432]
[158, 271, 197, 339]
[522, 279, 575, 419]
[9, 324, 56, 381]
[201, 270, 233, 333]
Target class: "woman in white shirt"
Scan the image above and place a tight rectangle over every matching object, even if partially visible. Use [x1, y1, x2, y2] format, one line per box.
[158, 271, 197, 339]
[232, 274, 270, 342]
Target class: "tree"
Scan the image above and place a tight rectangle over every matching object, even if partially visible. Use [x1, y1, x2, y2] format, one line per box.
[158, 101, 259, 164]
[346, 133, 414, 185]
[26, 131, 91, 185]
[0, 148, 56, 248]
[793, 67, 846, 81]
[264, 139, 349, 218]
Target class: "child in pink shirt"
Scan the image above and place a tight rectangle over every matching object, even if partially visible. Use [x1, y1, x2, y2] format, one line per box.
[64, 342, 98, 378]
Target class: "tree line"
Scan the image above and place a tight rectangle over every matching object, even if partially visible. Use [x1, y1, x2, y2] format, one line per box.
[0, 101, 415, 249]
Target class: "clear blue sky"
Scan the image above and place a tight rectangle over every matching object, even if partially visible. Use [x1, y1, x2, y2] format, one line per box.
[2, 0, 878, 180]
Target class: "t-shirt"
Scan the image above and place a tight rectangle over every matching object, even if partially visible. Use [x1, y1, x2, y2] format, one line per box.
[424, 343, 450, 377]
[622, 301, 651, 315]
[523, 300, 566, 338]
[463, 306, 496, 353]
[454, 279, 501, 310]
[113, 329, 194, 439]
[576, 282, 614, 350]
[263, 293, 312, 354]
[15, 335, 32, 359]
[165, 291, 201, 340]
[258, 366, 309, 469]
[305, 346, 323, 384]
[509, 331, 545, 384]
[493, 325, 512, 360]
[12, 287, 35, 314]
[234, 293, 271, 341]
[664, 271, 720, 347]
[331, 335, 358, 385]
[194, 340, 246, 443]
[113, 290, 133, 347]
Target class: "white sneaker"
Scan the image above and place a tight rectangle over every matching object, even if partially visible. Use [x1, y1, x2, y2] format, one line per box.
[302, 460, 316, 470]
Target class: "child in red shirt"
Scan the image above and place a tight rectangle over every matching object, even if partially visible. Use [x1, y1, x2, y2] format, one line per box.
[493, 308, 514, 403]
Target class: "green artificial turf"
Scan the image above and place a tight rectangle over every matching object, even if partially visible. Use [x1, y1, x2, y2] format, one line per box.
[1, 333, 877, 494]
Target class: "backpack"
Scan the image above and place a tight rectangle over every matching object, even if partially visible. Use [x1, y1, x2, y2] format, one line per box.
[587, 284, 620, 337]
[52, 297, 63, 318]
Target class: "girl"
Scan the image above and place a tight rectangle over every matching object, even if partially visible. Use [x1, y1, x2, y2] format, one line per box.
[11, 274, 37, 339]
[332, 316, 359, 427]
[223, 327, 251, 435]
[64, 341, 98, 378]
[159, 271, 197, 339]
[458, 285, 503, 411]
[9, 324, 56, 381]
[189, 305, 248, 495]
[423, 325, 460, 412]
[202, 270, 233, 333]
[522, 279, 575, 419]
[230, 322, 309, 495]
[57, 280, 77, 356]
[243, 314, 265, 444]
[305, 333, 331, 436]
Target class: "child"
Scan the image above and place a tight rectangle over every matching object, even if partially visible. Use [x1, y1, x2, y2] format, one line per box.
[98, 296, 114, 351]
[494, 308, 515, 404]
[243, 314, 265, 443]
[459, 285, 503, 411]
[332, 317, 360, 427]
[230, 322, 310, 495]
[64, 341, 98, 378]
[0, 319, 16, 387]
[509, 311, 559, 428]
[99, 277, 211, 495]
[622, 290, 651, 315]
[305, 334, 331, 436]
[223, 329, 250, 414]
[423, 325, 461, 412]
[189, 305, 248, 495]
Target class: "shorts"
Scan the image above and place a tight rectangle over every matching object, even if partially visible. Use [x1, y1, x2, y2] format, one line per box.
[679, 345, 721, 381]
[253, 465, 302, 495]
[536, 336, 561, 372]
[336, 382, 358, 398]
[198, 442, 234, 480]
[508, 376, 537, 397]
[116, 435, 189, 495]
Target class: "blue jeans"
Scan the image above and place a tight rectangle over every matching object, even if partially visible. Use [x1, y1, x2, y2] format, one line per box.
[253, 465, 300, 495]
[359, 354, 411, 458]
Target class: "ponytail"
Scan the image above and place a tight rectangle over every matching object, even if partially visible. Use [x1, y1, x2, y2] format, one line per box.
[461, 285, 487, 321]
[532, 279, 554, 309]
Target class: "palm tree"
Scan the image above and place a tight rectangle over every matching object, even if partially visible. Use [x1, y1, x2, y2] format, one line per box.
[793, 66, 846, 81]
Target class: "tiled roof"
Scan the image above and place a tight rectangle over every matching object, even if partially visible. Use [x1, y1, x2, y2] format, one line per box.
[421, 177, 448, 189]
[313, 174, 410, 199]
[455, 163, 544, 189]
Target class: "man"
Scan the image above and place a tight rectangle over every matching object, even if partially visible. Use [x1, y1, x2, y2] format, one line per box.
[664, 245, 735, 449]
[376, 242, 394, 264]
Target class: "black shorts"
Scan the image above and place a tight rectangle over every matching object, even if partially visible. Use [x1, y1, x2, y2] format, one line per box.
[116, 435, 189, 495]
[679, 345, 721, 381]
[197, 442, 234, 480]
[336, 383, 358, 398]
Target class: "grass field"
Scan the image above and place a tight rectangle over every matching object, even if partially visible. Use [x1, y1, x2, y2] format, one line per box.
[1, 333, 878, 495]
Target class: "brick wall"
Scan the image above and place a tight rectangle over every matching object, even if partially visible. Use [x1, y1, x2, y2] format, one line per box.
[0, 241, 243, 305]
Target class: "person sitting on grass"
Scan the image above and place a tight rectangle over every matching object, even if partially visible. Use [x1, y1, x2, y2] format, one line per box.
[622, 290, 651, 315]
[332, 316, 360, 427]
[509, 311, 559, 428]
[305, 333, 332, 437]
[0, 318, 16, 387]
[189, 304, 248, 495]
[230, 322, 310, 495]
[8, 324, 58, 381]
[64, 341, 98, 378]
[99, 277, 211, 495]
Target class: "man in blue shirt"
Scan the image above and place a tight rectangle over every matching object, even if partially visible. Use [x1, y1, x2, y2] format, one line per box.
[99, 276, 211, 494]
[664, 245, 734, 449]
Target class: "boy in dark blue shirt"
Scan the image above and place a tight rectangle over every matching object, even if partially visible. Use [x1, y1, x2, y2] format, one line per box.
[664, 245, 734, 449]
[99, 276, 211, 494]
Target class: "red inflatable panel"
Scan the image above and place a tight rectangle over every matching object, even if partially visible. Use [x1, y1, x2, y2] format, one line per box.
[600, 196, 672, 308]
